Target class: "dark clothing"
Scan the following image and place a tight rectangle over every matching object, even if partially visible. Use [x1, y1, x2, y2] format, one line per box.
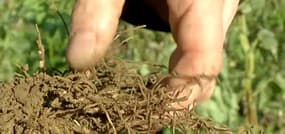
[121, 0, 171, 32]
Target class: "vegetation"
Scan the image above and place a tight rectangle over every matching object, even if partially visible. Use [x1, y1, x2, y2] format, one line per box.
[0, 0, 284, 133]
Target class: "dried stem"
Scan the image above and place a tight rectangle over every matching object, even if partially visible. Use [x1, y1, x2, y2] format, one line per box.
[35, 24, 46, 71]
[100, 104, 117, 134]
[114, 25, 146, 40]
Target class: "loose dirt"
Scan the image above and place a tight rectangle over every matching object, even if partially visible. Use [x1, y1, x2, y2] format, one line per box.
[0, 58, 231, 134]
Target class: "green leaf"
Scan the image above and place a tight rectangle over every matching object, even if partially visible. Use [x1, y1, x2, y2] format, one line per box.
[258, 29, 279, 59]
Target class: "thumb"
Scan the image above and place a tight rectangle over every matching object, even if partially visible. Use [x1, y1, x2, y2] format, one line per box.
[67, 31, 103, 71]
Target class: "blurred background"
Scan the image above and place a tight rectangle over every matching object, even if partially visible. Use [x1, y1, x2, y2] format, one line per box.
[0, 0, 284, 133]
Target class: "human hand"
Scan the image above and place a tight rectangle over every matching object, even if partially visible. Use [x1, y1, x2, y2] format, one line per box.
[67, 0, 240, 113]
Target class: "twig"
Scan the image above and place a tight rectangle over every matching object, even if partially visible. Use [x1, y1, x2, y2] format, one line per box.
[172, 112, 177, 134]
[52, 1, 70, 37]
[114, 25, 146, 40]
[56, 9, 70, 37]
[35, 24, 46, 71]
[119, 36, 134, 46]
[100, 104, 117, 134]
[118, 25, 146, 34]
[16, 64, 30, 77]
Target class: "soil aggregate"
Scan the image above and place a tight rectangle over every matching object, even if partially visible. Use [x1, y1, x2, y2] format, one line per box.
[0, 58, 231, 134]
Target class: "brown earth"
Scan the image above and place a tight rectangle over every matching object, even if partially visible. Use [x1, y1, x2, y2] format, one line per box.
[0, 58, 231, 134]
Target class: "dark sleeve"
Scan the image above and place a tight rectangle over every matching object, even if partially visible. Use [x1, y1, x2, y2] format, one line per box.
[121, 0, 171, 32]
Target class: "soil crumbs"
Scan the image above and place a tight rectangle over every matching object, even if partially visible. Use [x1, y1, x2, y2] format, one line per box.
[0, 58, 231, 134]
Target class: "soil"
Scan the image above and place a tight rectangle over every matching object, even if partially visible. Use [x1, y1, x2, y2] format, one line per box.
[0, 58, 231, 134]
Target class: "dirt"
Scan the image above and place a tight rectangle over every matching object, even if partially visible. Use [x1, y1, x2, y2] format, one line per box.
[0, 58, 232, 134]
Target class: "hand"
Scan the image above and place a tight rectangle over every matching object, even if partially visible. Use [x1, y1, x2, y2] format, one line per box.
[165, 0, 239, 111]
[67, 0, 125, 71]
[67, 0, 239, 112]
[164, 75, 216, 110]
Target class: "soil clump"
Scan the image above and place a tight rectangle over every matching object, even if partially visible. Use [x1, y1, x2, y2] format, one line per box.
[0, 58, 230, 134]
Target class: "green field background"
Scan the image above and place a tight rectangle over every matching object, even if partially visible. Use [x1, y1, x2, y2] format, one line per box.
[0, 0, 284, 133]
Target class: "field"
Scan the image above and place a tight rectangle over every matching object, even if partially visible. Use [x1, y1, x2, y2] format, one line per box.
[0, 0, 284, 133]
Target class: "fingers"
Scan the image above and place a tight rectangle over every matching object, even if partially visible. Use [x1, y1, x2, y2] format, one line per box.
[223, 0, 240, 35]
[67, 0, 125, 71]
[168, 0, 224, 77]
[165, 0, 235, 108]
[164, 74, 216, 108]
[161, 75, 216, 117]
